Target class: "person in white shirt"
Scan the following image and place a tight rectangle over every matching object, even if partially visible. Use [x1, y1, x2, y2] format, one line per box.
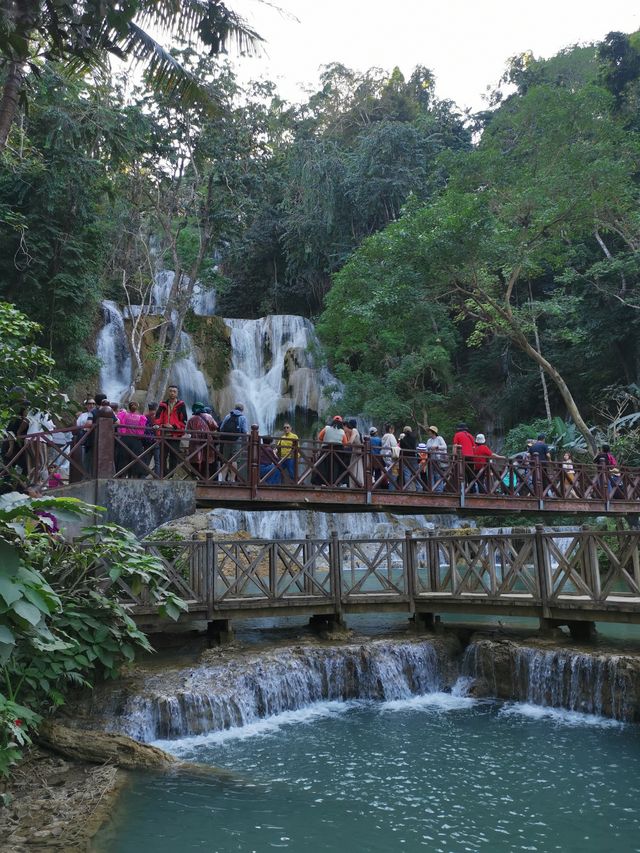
[425, 425, 447, 494]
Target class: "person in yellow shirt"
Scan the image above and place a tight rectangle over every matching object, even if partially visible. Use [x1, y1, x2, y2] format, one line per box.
[276, 423, 299, 481]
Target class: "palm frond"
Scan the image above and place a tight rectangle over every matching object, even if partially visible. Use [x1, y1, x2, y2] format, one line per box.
[134, 0, 264, 56]
[121, 22, 222, 112]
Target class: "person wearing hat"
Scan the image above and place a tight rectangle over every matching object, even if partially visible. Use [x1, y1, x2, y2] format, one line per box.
[416, 442, 429, 491]
[316, 416, 348, 486]
[425, 426, 447, 493]
[472, 433, 497, 494]
[368, 426, 384, 484]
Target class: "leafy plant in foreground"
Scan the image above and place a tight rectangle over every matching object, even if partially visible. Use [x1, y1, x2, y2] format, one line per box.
[0, 493, 187, 776]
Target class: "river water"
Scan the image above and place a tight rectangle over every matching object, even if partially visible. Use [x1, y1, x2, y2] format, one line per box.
[96, 694, 639, 853]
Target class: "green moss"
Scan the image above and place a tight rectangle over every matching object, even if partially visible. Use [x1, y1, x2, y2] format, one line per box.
[183, 311, 232, 390]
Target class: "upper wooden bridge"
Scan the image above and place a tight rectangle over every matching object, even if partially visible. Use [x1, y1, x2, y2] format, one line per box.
[3, 417, 640, 517]
[125, 527, 640, 639]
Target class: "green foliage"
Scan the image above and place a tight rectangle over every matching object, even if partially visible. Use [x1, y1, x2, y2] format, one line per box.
[0, 493, 186, 776]
[0, 302, 59, 422]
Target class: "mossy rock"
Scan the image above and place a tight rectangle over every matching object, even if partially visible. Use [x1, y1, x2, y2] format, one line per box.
[182, 311, 232, 390]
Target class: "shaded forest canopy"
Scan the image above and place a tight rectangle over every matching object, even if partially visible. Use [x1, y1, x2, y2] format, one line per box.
[1, 18, 640, 453]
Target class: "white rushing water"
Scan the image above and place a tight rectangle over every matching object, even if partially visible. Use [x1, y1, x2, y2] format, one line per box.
[462, 640, 635, 721]
[150, 270, 217, 317]
[207, 508, 459, 539]
[96, 300, 132, 404]
[97, 640, 445, 742]
[169, 332, 210, 414]
[215, 315, 341, 434]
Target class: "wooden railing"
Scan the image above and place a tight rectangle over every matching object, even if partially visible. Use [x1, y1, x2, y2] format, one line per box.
[119, 528, 640, 625]
[3, 418, 640, 513]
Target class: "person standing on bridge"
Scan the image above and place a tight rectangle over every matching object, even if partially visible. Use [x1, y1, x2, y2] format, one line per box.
[218, 402, 248, 483]
[453, 422, 476, 491]
[426, 426, 447, 493]
[155, 385, 187, 476]
[277, 423, 299, 482]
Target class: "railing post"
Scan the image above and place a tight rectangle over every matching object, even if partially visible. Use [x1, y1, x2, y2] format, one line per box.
[534, 524, 551, 620]
[534, 457, 544, 509]
[304, 533, 314, 595]
[330, 532, 342, 620]
[269, 541, 278, 600]
[428, 531, 439, 592]
[249, 424, 260, 498]
[363, 436, 373, 502]
[95, 407, 115, 479]
[455, 448, 465, 507]
[292, 438, 299, 485]
[405, 530, 415, 612]
[206, 532, 215, 618]
[584, 524, 601, 602]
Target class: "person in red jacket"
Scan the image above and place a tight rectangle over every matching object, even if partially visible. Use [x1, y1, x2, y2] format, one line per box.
[154, 385, 187, 475]
[472, 433, 494, 493]
[453, 422, 476, 491]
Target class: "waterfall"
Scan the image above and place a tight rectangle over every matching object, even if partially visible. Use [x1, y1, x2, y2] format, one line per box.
[150, 271, 216, 317]
[215, 315, 341, 434]
[169, 332, 211, 414]
[92, 640, 444, 742]
[96, 300, 132, 404]
[208, 508, 459, 540]
[462, 640, 637, 721]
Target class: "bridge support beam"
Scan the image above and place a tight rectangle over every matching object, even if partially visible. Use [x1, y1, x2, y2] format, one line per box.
[567, 620, 597, 642]
[207, 619, 234, 645]
[410, 613, 439, 633]
[539, 617, 597, 642]
[309, 614, 348, 634]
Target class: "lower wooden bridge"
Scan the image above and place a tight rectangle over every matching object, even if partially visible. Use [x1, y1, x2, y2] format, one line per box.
[129, 527, 640, 639]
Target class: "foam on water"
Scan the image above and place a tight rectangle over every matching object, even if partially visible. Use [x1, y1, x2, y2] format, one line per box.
[380, 692, 477, 713]
[153, 701, 359, 753]
[499, 701, 624, 728]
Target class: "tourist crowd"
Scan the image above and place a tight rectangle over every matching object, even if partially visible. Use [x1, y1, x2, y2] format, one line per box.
[0, 384, 630, 500]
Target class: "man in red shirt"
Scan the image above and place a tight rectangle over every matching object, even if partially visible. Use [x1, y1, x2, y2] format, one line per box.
[453, 422, 479, 493]
[154, 385, 187, 475]
[472, 433, 495, 493]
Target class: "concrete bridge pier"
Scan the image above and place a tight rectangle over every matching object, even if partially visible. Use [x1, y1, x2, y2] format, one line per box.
[309, 613, 348, 634]
[539, 617, 597, 642]
[409, 613, 439, 633]
[207, 618, 234, 645]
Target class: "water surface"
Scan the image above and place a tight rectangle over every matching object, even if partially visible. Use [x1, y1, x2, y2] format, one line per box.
[97, 697, 639, 853]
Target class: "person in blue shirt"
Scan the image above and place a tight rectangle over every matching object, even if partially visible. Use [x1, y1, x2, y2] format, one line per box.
[369, 426, 384, 484]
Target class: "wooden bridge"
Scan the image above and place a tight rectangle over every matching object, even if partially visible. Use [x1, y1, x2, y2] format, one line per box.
[128, 528, 640, 638]
[3, 418, 640, 517]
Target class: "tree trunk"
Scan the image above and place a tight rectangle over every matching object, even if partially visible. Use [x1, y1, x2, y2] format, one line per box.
[0, 62, 24, 152]
[517, 335, 597, 454]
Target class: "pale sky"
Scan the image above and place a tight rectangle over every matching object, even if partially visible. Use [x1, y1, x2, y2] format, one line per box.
[229, 0, 640, 111]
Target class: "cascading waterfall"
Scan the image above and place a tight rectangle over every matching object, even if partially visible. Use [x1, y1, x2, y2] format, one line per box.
[207, 508, 459, 539]
[90, 640, 445, 742]
[96, 300, 132, 404]
[462, 639, 637, 721]
[215, 315, 341, 434]
[150, 270, 217, 317]
[169, 332, 210, 413]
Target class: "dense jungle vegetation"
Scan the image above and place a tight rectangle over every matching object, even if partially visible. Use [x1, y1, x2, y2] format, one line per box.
[0, 5, 640, 453]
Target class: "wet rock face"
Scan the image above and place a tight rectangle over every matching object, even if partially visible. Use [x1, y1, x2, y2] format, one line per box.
[462, 638, 640, 721]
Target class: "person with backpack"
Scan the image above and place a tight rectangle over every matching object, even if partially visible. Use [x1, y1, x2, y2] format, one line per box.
[594, 443, 617, 468]
[154, 385, 187, 476]
[218, 402, 248, 482]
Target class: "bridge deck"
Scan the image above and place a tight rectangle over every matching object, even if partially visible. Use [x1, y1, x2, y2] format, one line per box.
[5, 422, 640, 517]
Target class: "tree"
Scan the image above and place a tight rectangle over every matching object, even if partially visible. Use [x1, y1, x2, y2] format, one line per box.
[0, 0, 262, 151]
[0, 302, 59, 422]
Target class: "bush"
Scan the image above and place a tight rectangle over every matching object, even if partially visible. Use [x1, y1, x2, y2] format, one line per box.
[0, 493, 187, 776]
